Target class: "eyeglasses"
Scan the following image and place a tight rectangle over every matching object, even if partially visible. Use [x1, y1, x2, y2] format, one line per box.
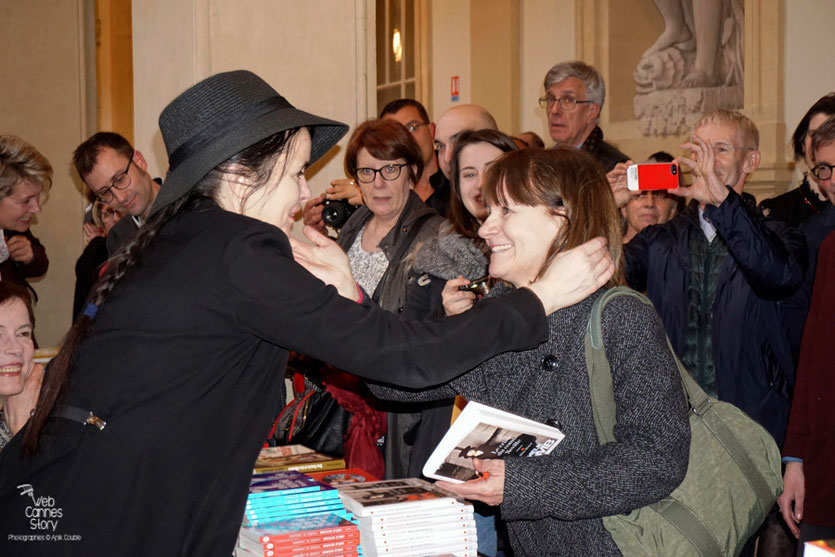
[354, 163, 409, 183]
[538, 96, 595, 111]
[95, 150, 134, 203]
[404, 121, 429, 134]
[711, 143, 753, 157]
[812, 162, 834, 181]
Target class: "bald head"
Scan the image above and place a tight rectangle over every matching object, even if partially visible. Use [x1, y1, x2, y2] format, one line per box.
[434, 104, 498, 179]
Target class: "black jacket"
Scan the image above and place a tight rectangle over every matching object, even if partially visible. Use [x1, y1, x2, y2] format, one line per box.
[0, 229, 48, 300]
[624, 190, 806, 446]
[0, 201, 547, 557]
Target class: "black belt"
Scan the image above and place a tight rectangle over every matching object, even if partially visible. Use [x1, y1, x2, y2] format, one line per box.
[51, 406, 107, 430]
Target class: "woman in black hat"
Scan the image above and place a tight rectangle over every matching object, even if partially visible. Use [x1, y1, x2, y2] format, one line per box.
[0, 70, 613, 556]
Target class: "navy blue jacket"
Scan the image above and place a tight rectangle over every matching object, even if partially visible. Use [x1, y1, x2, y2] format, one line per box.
[624, 189, 806, 446]
[779, 203, 835, 361]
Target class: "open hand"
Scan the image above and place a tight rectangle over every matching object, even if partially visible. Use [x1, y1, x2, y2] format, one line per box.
[290, 225, 359, 301]
[527, 237, 614, 314]
[436, 458, 505, 506]
[677, 135, 730, 207]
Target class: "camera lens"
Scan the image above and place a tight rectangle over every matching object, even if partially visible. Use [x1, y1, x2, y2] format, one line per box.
[670, 164, 677, 175]
[321, 199, 356, 229]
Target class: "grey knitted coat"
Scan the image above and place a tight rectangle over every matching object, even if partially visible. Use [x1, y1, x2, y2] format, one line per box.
[370, 288, 691, 556]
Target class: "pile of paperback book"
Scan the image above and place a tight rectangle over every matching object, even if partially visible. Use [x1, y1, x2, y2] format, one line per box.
[337, 478, 477, 557]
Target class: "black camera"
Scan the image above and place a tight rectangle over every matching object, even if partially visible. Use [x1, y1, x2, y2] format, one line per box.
[458, 275, 491, 298]
[321, 198, 357, 229]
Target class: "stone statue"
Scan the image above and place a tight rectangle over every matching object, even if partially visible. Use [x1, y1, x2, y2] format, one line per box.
[633, 0, 744, 136]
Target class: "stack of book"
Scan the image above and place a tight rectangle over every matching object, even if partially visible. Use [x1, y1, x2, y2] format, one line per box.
[243, 470, 344, 527]
[254, 445, 346, 475]
[338, 478, 477, 557]
[236, 512, 360, 557]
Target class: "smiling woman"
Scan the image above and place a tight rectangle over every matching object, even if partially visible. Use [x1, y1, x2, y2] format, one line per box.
[0, 135, 51, 298]
[0, 282, 43, 452]
[369, 148, 689, 556]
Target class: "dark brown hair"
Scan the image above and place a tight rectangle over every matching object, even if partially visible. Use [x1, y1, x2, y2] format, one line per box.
[379, 99, 430, 124]
[448, 129, 518, 246]
[811, 116, 835, 157]
[344, 120, 423, 185]
[482, 147, 624, 285]
[0, 282, 35, 326]
[72, 132, 134, 180]
[792, 93, 835, 162]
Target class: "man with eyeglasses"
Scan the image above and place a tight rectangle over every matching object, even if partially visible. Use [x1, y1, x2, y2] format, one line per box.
[540, 61, 629, 172]
[616, 110, 805, 555]
[781, 116, 835, 363]
[73, 132, 161, 255]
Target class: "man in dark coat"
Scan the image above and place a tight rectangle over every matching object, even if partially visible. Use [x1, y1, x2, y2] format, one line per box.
[541, 60, 629, 172]
[619, 110, 805, 448]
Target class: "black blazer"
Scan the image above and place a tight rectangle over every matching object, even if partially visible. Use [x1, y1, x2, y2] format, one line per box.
[0, 229, 48, 300]
[0, 201, 547, 557]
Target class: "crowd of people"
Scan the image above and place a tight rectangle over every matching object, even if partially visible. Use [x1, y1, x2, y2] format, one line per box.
[0, 59, 832, 557]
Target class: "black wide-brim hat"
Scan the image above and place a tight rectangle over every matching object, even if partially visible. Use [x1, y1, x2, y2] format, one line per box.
[150, 70, 349, 217]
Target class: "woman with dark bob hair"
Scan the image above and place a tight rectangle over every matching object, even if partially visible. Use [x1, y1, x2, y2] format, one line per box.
[0, 282, 43, 451]
[370, 147, 690, 556]
[0, 71, 613, 556]
[759, 93, 835, 225]
[334, 119, 444, 479]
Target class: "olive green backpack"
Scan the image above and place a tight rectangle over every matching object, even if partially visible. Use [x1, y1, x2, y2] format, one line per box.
[584, 287, 783, 557]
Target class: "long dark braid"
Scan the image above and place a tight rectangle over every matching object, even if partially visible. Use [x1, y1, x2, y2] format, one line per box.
[22, 128, 298, 455]
[22, 189, 208, 455]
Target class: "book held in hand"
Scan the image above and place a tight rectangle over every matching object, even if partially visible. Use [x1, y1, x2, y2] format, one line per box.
[422, 400, 565, 483]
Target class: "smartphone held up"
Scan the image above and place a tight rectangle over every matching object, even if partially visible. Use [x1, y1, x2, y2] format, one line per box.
[627, 162, 681, 191]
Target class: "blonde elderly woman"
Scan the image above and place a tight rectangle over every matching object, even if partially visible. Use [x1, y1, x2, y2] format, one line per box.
[0, 135, 51, 299]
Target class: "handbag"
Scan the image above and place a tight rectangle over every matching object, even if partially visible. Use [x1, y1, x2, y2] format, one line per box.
[584, 287, 783, 557]
[268, 371, 350, 457]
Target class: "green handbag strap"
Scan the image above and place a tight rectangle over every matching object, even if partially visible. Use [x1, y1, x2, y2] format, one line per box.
[584, 287, 776, 556]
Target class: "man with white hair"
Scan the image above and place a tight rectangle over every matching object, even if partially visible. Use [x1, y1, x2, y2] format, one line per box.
[617, 110, 804, 451]
[540, 60, 629, 172]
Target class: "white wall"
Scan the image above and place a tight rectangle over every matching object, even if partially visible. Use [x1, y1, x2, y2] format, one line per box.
[430, 0, 471, 118]
[518, 0, 575, 140]
[132, 0, 375, 216]
[0, 0, 93, 346]
[783, 0, 835, 184]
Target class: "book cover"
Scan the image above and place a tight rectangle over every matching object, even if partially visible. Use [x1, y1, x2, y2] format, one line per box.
[423, 400, 564, 483]
[243, 501, 347, 526]
[239, 512, 358, 544]
[254, 446, 346, 474]
[363, 539, 476, 557]
[249, 470, 335, 499]
[305, 467, 380, 487]
[360, 524, 476, 546]
[245, 497, 344, 519]
[337, 478, 460, 517]
[355, 502, 473, 527]
[246, 489, 339, 510]
[805, 540, 835, 557]
[237, 531, 359, 556]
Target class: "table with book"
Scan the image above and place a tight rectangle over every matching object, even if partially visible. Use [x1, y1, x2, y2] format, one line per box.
[237, 401, 567, 557]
